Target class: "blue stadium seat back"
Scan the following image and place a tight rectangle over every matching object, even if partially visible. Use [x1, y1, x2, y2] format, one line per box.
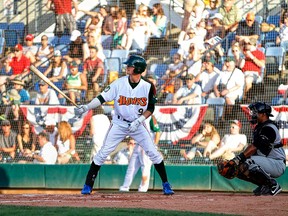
[77, 20, 86, 34]
[34, 81, 40, 92]
[55, 44, 68, 55]
[103, 49, 111, 58]
[150, 63, 168, 81]
[0, 37, 5, 56]
[53, 80, 64, 90]
[78, 63, 84, 72]
[221, 32, 235, 52]
[266, 15, 280, 27]
[50, 36, 60, 46]
[59, 35, 71, 45]
[264, 31, 279, 43]
[8, 22, 25, 39]
[169, 48, 178, 61]
[4, 30, 19, 47]
[104, 57, 121, 73]
[0, 22, 8, 30]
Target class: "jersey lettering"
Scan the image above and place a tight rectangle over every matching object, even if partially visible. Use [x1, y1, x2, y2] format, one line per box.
[118, 95, 147, 106]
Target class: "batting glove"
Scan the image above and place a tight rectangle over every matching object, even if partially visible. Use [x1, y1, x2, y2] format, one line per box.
[128, 115, 146, 132]
[74, 105, 89, 117]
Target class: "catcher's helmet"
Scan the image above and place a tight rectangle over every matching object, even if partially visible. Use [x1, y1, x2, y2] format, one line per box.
[248, 102, 274, 117]
[123, 55, 147, 74]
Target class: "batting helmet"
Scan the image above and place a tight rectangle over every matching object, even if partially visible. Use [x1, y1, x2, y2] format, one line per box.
[123, 55, 147, 74]
[248, 102, 274, 117]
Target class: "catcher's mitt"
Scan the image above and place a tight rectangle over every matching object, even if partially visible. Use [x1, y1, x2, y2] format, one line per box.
[217, 160, 239, 179]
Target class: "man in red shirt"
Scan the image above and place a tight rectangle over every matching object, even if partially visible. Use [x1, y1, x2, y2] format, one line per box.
[5, 44, 30, 80]
[241, 38, 265, 100]
[46, 0, 78, 36]
[83, 46, 104, 99]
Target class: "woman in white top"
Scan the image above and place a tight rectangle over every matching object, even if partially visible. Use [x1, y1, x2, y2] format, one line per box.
[56, 121, 80, 164]
[43, 50, 68, 82]
[34, 35, 52, 67]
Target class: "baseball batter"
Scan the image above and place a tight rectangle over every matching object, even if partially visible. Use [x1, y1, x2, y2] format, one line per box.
[219, 102, 286, 196]
[119, 115, 160, 192]
[75, 55, 174, 195]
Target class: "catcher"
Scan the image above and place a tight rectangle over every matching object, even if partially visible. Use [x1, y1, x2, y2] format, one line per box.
[218, 102, 286, 196]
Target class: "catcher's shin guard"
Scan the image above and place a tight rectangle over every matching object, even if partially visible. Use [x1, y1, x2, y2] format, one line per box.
[248, 165, 275, 187]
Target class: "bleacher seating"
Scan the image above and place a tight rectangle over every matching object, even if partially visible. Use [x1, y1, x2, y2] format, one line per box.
[265, 46, 286, 76]
[4, 30, 19, 47]
[8, 22, 25, 42]
[111, 49, 129, 64]
[0, 22, 8, 30]
[103, 49, 112, 58]
[266, 15, 280, 27]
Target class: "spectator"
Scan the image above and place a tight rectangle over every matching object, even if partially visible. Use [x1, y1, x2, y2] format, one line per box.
[276, 12, 288, 51]
[164, 78, 183, 104]
[55, 121, 80, 164]
[46, 0, 78, 37]
[219, 0, 242, 32]
[178, 28, 205, 60]
[83, 46, 105, 100]
[209, 120, 247, 160]
[60, 61, 88, 104]
[34, 35, 52, 67]
[43, 118, 58, 146]
[27, 131, 57, 164]
[83, 31, 105, 61]
[194, 18, 207, 41]
[172, 74, 202, 105]
[113, 8, 127, 49]
[203, 0, 221, 22]
[182, 42, 204, 77]
[230, 41, 245, 69]
[0, 120, 17, 162]
[4, 44, 30, 81]
[34, 80, 60, 105]
[43, 50, 68, 82]
[240, 37, 265, 101]
[181, 121, 220, 159]
[178, 0, 205, 43]
[64, 30, 86, 64]
[16, 120, 37, 162]
[23, 34, 38, 64]
[113, 138, 135, 165]
[79, 10, 103, 37]
[214, 57, 244, 119]
[100, 5, 114, 36]
[2, 78, 30, 121]
[235, 12, 260, 44]
[195, 58, 219, 103]
[119, 115, 160, 192]
[206, 13, 225, 40]
[149, 3, 167, 38]
[89, 106, 111, 162]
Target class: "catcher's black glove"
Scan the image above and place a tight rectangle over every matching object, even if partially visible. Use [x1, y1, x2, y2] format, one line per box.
[217, 153, 246, 179]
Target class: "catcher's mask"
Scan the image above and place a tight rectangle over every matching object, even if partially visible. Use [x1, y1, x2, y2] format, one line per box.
[248, 102, 273, 124]
[123, 55, 147, 74]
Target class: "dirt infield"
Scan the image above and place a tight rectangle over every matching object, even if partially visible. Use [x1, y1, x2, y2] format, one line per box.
[0, 190, 287, 215]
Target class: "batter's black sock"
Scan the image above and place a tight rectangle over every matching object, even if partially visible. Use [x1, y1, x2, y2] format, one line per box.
[85, 161, 101, 187]
[154, 161, 168, 183]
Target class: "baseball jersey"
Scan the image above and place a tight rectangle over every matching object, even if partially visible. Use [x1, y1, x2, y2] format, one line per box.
[101, 76, 156, 122]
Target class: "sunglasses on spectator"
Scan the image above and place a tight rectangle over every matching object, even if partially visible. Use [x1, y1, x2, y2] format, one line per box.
[41, 38, 48, 41]
[246, 19, 254, 22]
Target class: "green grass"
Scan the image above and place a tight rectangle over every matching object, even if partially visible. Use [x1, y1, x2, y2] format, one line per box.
[0, 205, 236, 216]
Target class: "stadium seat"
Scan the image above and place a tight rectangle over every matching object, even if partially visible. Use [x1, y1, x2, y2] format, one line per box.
[266, 15, 280, 27]
[4, 30, 19, 47]
[8, 22, 25, 41]
[0, 22, 8, 30]
[59, 35, 71, 45]
[169, 48, 178, 61]
[265, 46, 286, 76]
[103, 49, 112, 58]
[111, 49, 129, 64]
[255, 15, 263, 24]
[149, 63, 168, 85]
[50, 36, 60, 46]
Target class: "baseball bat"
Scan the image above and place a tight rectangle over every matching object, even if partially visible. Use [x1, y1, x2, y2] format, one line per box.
[30, 65, 80, 108]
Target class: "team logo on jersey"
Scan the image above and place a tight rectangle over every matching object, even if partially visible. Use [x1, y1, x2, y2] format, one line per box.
[104, 86, 110, 92]
[118, 95, 147, 106]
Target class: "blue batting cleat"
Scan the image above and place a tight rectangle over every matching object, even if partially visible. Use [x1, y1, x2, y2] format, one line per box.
[162, 182, 174, 195]
[81, 184, 92, 195]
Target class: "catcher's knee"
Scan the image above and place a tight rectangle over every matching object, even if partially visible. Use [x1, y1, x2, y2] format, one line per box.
[238, 159, 256, 176]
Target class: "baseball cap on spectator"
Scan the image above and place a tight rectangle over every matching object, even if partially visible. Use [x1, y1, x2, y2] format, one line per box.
[14, 44, 23, 51]
[11, 78, 25, 86]
[1, 119, 11, 126]
[39, 80, 47, 86]
[70, 30, 81, 41]
[185, 74, 195, 80]
[54, 50, 61, 57]
[204, 56, 216, 65]
[25, 34, 34, 41]
[69, 61, 78, 68]
[8, 89, 21, 101]
[210, 13, 223, 20]
[230, 120, 242, 128]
